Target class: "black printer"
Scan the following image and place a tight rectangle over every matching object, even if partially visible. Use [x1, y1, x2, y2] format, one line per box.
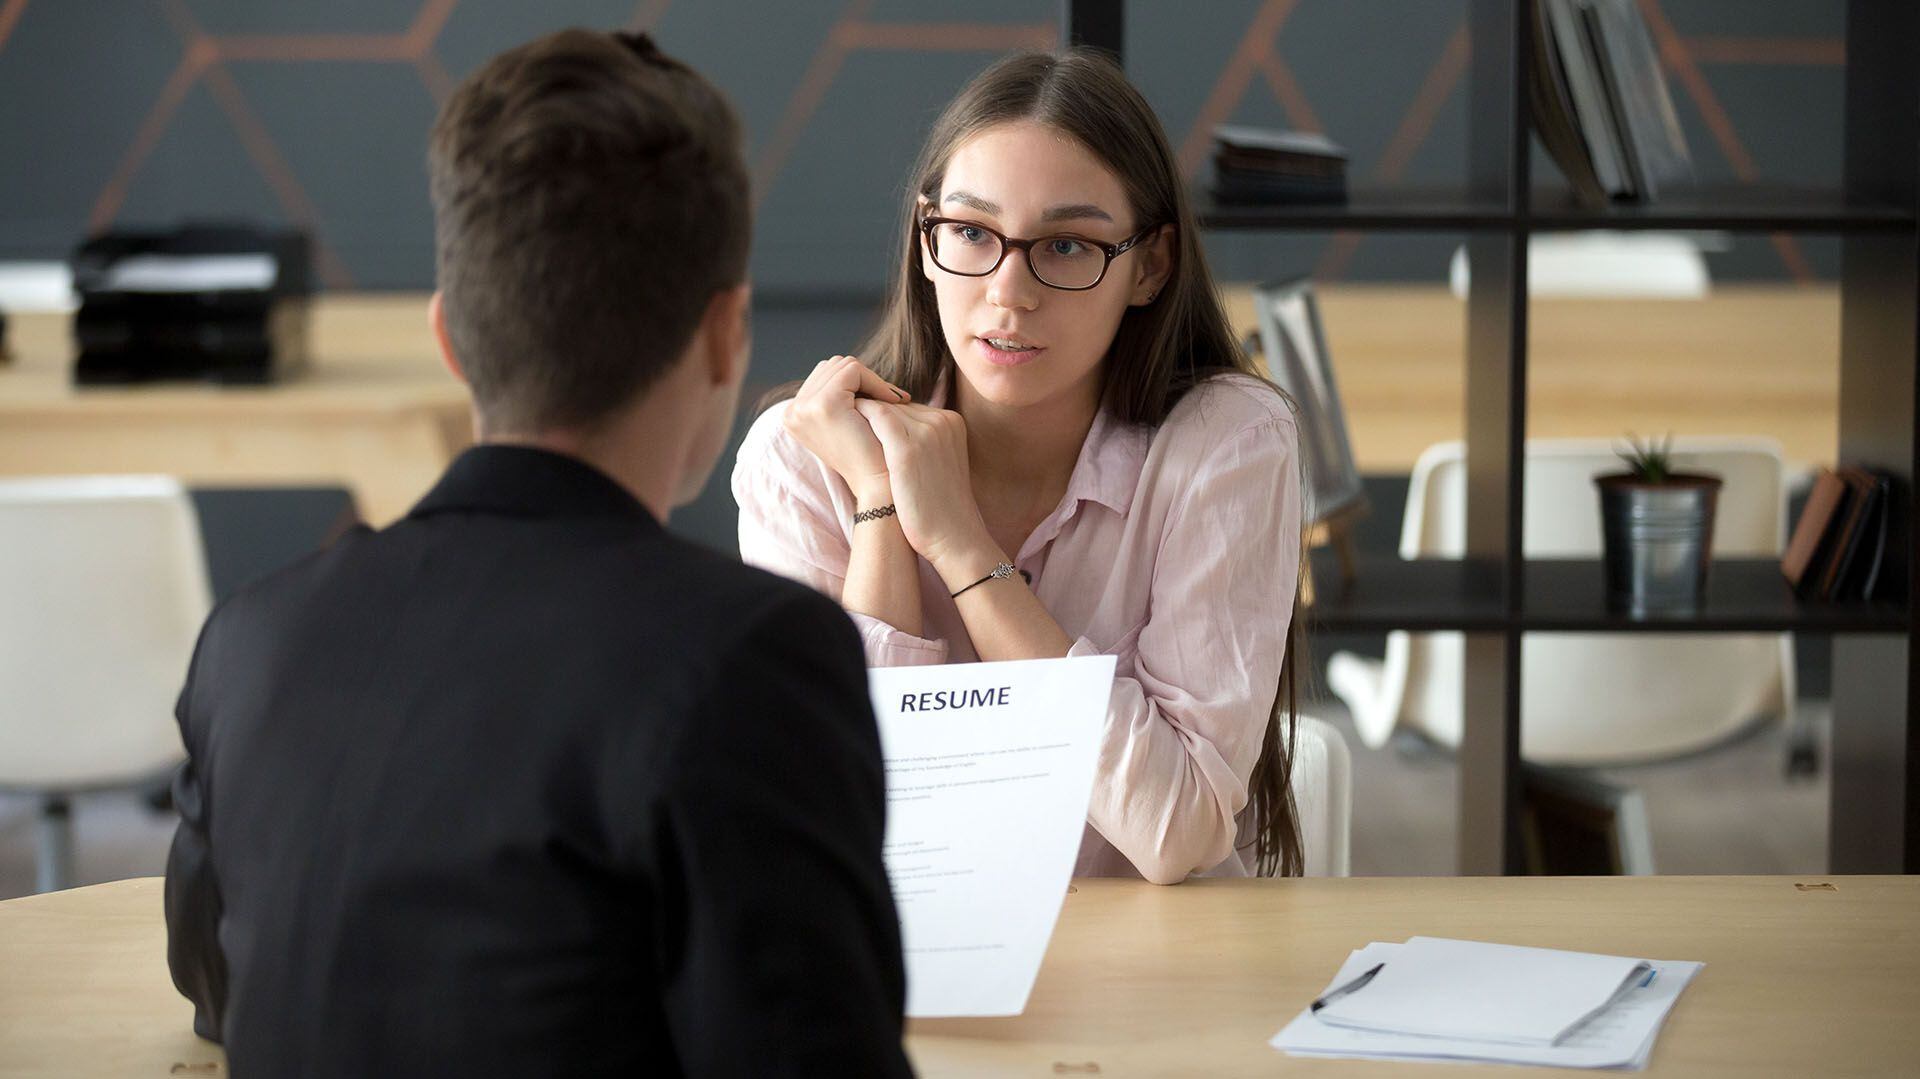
[70, 223, 312, 385]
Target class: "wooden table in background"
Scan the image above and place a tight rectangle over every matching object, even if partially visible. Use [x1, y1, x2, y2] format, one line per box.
[0, 286, 1842, 528]
[1222, 283, 1840, 474]
[2, 874, 1914, 1077]
[0, 296, 469, 528]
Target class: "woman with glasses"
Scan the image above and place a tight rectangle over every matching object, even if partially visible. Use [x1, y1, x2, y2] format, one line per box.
[733, 49, 1306, 882]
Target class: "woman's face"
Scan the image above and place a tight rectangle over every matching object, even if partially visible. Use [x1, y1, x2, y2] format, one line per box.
[922, 121, 1167, 413]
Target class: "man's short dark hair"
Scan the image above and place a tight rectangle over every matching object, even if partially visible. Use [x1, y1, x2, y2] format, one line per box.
[428, 30, 750, 432]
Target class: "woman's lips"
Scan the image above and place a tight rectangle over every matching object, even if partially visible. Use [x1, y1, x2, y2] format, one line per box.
[977, 336, 1044, 367]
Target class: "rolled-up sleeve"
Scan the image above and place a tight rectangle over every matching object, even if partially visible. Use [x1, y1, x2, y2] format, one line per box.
[1080, 418, 1301, 884]
[732, 404, 949, 667]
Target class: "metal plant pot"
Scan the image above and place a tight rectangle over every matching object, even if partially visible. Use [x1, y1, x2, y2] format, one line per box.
[1595, 472, 1723, 615]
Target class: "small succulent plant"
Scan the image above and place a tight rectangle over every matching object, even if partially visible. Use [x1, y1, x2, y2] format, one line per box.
[1616, 432, 1675, 484]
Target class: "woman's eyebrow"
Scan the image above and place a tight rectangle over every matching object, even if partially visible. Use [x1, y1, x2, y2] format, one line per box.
[942, 190, 1115, 224]
[1040, 203, 1114, 223]
[942, 191, 1000, 215]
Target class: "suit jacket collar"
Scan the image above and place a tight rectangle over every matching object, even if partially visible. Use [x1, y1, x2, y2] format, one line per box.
[410, 445, 662, 526]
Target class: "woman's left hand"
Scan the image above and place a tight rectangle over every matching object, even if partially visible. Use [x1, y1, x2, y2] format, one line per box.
[852, 400, 998, 576]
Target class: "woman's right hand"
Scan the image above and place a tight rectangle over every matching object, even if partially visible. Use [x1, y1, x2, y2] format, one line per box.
[782, 355, 909, 507]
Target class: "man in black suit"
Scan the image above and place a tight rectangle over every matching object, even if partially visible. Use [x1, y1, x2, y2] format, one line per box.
[164, 29, 912, 1077]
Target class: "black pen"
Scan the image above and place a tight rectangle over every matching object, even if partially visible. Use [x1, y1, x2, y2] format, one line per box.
[1311, 962, 1385, 1013]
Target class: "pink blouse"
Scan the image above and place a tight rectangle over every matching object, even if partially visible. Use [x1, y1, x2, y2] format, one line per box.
[731, 373, 1302, 883]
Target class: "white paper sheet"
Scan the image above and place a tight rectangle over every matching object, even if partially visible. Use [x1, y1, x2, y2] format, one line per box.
[1312, 936, 1654, 1045]
[102, 253, 276, 293]
[869, 656, 1115, 1018]
[1272, 941, 1704, 1070]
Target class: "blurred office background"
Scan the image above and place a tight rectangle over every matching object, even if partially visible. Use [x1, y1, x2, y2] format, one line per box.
[0, 0, 1858, 892]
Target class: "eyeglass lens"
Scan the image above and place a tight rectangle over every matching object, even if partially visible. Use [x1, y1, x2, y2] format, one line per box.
[927, 222, 1109, 289]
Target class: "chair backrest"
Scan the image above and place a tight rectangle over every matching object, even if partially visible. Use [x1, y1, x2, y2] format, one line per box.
[0, 476, 211, 789]
[189, 485, 361, 601]
[1291, 714, 1353, 876]
[1403, 438, 1786, 559]
[1392, 439, 1792, 765]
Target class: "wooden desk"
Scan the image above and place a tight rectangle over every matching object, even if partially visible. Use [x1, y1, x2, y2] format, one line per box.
[0, 297, 470, 528]
[3, 875, 1914, 1077]
[1, 287, 1840, 529]
[1221, 283, 1841, 474]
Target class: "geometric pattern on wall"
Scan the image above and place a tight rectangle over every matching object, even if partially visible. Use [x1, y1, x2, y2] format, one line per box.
[1160, 0, 1838, 282]
[0, 0, 1844, 289]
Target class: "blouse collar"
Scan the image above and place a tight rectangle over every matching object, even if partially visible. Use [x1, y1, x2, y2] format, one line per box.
[925, 370, 1151, 525]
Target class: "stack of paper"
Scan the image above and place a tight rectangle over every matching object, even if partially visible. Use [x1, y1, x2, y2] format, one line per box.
[1272, 938, 1703, 1070]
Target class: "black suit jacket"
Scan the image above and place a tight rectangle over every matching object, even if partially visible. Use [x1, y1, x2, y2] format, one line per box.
[164, 446, 912, 1077]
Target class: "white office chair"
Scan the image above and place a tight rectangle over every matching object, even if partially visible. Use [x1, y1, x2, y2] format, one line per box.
[1450, 233, 1712, 299]
[1291, 713, 1353, 877]
[1327, 438, 1792, 766]
[0, 476, 211, 893]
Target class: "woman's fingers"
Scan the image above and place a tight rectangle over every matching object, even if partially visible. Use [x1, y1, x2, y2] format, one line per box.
[852, 398, 907, 439]
[797, 355, 909, 406]
[845, 359, 910, 403]
[795, 355, 854, 401]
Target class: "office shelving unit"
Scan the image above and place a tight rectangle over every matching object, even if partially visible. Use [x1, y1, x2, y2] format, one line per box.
[1064, 1, 1919, 874]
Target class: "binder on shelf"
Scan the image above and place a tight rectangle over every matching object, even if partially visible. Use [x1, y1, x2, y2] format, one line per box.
[1528, 0, 1606, 205]
[1582, 4, 1644, 194]
[1585, 0, 1694, 200]
[1532, 0, 1693, 206]
[1544, 0, 1632, 199]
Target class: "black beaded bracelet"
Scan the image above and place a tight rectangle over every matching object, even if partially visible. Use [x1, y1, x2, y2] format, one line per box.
[852, 503, 897, 525]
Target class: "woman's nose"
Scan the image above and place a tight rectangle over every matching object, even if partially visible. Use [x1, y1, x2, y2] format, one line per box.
[985, 247, 1041, 311]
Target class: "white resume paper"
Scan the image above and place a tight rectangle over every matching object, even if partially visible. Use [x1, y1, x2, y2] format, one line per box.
[868, 655, 1116, 1018]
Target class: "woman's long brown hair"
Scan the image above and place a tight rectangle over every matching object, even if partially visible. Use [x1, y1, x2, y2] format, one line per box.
[850, 48, 1307, 877]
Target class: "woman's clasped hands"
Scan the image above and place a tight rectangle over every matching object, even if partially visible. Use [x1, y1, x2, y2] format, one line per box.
[782, 355, 995, 576]
[781, 355, 903, 507]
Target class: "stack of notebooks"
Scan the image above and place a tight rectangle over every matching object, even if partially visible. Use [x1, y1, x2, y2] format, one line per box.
[1531, 0, 1693, 205]
[1210, 125, 1348, 206]
[1782, 466, 1895, 602]
[1272, 937, 1703, 1070]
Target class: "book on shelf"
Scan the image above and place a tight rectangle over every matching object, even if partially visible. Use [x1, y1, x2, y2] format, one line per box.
[1533, 0, 1693, 206]
[1210, 125, 1348, 206]
[1783, 466, 1895, 602]
[1782, 470, 1848, 587]
[1585, 0, 1693, 200]
[1831, 470, 1892, 601]
[1543, 0, 1632, 199]
[1528, 0, 1606, 204]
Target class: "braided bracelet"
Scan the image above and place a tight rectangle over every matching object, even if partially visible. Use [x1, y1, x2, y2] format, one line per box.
[852, 503, 897, 525]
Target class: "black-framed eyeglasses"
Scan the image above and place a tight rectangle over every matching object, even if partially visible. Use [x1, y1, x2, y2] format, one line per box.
[919, 216, 1160, 291]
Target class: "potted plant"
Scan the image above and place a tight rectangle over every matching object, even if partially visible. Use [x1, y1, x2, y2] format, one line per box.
[1595, 434, 1722, 614]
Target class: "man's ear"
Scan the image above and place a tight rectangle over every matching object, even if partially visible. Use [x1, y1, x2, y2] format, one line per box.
[1130, 224, 1176, 306]
[428, 290, 468, 385]
[700, 282, 752, 387]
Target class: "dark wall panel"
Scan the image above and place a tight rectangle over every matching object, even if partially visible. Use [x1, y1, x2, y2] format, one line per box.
[0, 1, 1848, 289]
